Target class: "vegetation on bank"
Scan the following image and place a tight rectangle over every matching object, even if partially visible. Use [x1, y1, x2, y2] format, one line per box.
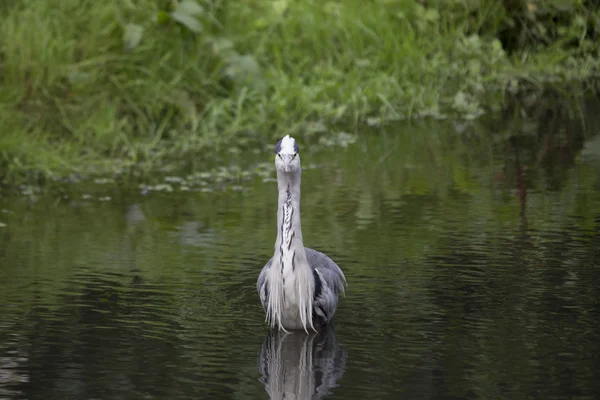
[0, 0, 598, 187]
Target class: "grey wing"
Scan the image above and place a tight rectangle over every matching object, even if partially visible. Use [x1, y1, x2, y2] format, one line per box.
[305, 248, 347, 324]
[257, 258, 273, 312]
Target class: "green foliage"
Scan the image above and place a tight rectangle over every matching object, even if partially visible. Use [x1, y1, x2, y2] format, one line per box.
[0, 0, 597, 187]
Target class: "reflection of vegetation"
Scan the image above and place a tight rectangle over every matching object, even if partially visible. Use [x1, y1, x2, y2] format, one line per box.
[0, 94, 599, 397]
[0, 0, 598, 186]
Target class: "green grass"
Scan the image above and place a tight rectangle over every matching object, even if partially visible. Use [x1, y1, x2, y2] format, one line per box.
[0, 0, 598, 187]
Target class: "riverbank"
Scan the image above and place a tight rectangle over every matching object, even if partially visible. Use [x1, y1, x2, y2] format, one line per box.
[1, 0, 598, 189]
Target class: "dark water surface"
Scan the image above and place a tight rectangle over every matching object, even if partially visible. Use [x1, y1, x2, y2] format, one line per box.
[1, 94, 600, 399]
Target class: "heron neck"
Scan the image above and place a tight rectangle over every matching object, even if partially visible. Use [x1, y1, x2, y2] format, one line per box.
[275, 170, 305, 255]
[270, 167, 315, 331]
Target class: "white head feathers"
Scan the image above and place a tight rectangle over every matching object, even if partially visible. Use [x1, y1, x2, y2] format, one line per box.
[275, 135, 299, 155]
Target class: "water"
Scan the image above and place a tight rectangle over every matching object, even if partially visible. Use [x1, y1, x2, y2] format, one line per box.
[1, 94, 600, 399]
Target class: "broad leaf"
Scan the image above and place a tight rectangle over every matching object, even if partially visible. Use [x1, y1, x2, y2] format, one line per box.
[123, 23, 144, 50]
[176, 0, 204, 16]
[170, 11, 203, 32]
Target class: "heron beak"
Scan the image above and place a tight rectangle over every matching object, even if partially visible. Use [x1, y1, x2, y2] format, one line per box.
[281, 154, 293, 172]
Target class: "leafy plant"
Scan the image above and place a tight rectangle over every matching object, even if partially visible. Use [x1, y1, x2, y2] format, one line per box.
[0, 0, 597, 188]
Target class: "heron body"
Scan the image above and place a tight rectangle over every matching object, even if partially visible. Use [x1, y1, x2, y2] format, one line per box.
[257, 135, 347, 332]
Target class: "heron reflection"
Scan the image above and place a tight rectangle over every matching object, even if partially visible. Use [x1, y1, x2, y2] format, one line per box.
[258, 324, 347, 399]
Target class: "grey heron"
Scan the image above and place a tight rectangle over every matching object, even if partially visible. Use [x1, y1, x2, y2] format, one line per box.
[257, 135, 347, 332]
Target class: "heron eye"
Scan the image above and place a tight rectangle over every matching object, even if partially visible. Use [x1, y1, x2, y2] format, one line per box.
[292, 153, 297, 158]
[278, 154, 282, 159]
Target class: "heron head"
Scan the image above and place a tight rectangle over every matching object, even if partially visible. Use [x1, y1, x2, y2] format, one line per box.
[274, 135, 300, 173]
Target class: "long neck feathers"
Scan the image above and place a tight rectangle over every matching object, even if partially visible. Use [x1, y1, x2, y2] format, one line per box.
[267, 169, 315, 332]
